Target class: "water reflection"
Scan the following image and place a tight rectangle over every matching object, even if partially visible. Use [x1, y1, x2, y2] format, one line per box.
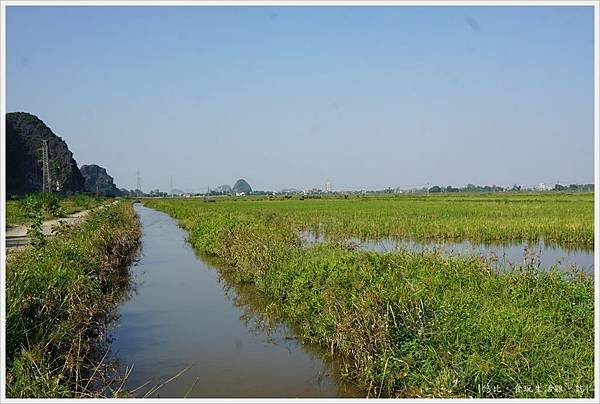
[108, 204, 360, 398]
[207, 258, 359, 396]
[299, 231, 594, 274]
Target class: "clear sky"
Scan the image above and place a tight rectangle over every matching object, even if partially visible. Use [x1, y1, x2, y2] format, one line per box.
[6, 5, 595, 192]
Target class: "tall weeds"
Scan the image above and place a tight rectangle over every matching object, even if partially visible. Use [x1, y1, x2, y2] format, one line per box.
[5, 202, 141, 398]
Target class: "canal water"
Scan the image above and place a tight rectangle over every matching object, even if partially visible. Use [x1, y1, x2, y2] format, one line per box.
[299, 232, 594, 274]
[109, 204, 357, 398]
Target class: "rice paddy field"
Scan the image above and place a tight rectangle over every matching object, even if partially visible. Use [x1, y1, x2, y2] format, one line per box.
[143, 192, 595, 398]
[158, 193, 591, 246]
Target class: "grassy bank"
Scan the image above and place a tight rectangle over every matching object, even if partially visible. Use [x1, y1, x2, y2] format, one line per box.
[5, 193, 107, 229]
[145, 197, 594, 398]
[5, 202, 141, 398]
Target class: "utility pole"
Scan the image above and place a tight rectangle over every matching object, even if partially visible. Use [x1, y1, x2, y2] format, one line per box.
[170, 175, 173, 196]
[136, 168, 141, 191]
[40, 140, 51, 193]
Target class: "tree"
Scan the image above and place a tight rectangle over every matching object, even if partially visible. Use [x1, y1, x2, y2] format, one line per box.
[554, 184, 566, 191]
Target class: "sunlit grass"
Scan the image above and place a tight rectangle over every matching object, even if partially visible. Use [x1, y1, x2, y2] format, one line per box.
[146, 192, 593, 248]
[5, 194, 108, 229]
[145, 193, 595, 398]
[5, 202, 141, 398]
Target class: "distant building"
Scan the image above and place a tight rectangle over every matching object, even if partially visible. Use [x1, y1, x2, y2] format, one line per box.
[536, 182, 551, 191]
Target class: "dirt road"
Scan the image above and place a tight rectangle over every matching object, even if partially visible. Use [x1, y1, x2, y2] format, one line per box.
[5, 201, 117, 248]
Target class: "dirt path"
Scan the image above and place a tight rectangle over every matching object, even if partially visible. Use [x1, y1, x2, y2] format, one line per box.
[5, 201, 118, 248]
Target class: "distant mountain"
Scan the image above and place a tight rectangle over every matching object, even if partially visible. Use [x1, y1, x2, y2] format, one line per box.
[214, 185, 232, 194]
[232, 179, 252, 194]
[80, 164, 121, 197]
[6, 112, 85, 196]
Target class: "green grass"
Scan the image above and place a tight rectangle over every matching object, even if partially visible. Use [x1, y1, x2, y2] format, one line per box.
[5, 202, 141, 398]
[5, 193, 108, 229]
[144, 194, 595, 398]
[146, 192, 593, 248]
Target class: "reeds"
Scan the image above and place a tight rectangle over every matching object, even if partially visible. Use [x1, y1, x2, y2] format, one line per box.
[5, 202, 141, 398]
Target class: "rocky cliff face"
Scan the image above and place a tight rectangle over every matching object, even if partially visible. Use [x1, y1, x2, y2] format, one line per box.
[6, 112, 85, 196]
[232, 179, 252, 194]
[80, 164, 121, 197]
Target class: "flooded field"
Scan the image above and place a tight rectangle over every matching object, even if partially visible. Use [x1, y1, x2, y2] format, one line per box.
[108, 204, 358, 398]
[118, 196, 595, 398]
[299, 231, 594, 274]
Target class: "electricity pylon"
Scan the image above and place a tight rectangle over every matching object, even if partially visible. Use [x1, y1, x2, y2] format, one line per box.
[41, 140, 51, 193]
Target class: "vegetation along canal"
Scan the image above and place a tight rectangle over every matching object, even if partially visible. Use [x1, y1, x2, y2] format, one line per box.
[108, 204, 358, 398]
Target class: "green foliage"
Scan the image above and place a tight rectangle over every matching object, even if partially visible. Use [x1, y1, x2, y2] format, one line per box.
[20, 193, 65, 248]
[70, 193, 97, 209]
[145, 195, 594, 398]
[6, 202, 141, 398]
[6, 193, 105, 229]
[146, 192, 593, 248]
[20, 192, 63, 217]
[26, 209, 46, 248]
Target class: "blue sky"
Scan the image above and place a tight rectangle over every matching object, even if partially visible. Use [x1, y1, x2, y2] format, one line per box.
[6, 6, 595, 192]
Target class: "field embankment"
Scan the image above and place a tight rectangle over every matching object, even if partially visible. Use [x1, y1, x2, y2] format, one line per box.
[145, 195, 594, 398]
[5, 202, 141, 398]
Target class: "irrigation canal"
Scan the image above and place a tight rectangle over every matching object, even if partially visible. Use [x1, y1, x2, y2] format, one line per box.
[108, 204, 358, 398]
[109, 204, 593, 397]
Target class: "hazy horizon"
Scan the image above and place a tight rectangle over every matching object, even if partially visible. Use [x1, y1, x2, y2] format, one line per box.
[6, 6, 595, 192]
